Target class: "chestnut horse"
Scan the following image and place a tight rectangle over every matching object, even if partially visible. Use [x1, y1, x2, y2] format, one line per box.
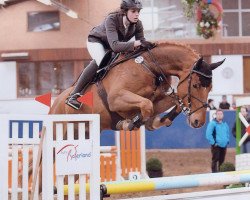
[49, 41, 224, 131]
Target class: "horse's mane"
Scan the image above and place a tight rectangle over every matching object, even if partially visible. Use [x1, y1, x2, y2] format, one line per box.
[156, 41, 199, 58]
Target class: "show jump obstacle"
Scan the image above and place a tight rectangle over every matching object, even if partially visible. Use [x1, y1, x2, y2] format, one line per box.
[100, 127, 147, 182]
[7, 126, 146, 185]
[2, 113, 250, 200]
[235, 97, 250, 172]
[63, 169, 250, 196]
[0, 114, 100, 200]
[235, 97, 250, 150]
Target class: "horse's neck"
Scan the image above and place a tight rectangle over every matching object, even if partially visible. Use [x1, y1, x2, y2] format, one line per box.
[152, 44, 198, 77]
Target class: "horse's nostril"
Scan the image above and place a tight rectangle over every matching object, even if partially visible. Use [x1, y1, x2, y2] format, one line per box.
[194, 119, 199, 127]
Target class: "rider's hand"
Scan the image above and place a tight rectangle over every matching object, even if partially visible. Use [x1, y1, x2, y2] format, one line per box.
[134, 40, 142, 48]
[140, 40, 155, 49]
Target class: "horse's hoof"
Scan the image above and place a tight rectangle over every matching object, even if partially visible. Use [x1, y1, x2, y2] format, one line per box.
[162, 117, 172, 127]
[116, 120, 123, 130]
[116, 120, 132, 130]
[145, 125, 155, 131]
[165, 120, 172, 127]
[144, 117, 154, 130]
[122, 120, 132, 131]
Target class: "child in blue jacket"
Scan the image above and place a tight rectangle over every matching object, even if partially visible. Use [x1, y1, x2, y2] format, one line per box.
[206, 109, 229, 172]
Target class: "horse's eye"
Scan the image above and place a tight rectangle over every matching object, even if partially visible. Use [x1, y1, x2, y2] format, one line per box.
[193, 84, 199, 89]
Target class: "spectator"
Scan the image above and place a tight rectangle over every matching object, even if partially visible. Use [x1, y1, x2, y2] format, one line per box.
[232, 106, 250, 153]
[231, 101, 236, 110]
[206, 109, 230, 173]
[207, 99, 217, 110]
[219, 95, 230, 109]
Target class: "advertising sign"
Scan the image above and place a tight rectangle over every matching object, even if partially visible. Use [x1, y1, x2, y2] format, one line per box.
[56, 140, 92, 175]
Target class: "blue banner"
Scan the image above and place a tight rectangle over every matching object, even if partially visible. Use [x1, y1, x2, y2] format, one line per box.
[101, 111, 237, 149]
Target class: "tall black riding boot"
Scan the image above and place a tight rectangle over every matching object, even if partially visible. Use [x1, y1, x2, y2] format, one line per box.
[65, 60, 98, 110]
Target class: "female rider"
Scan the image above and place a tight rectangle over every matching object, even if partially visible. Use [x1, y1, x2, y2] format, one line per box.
[66, 0, 152, 110]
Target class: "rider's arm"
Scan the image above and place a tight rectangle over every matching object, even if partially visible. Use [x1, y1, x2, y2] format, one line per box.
[135, 20, 145, 41]
[134, 20, 145, 48]
[105, 14, 135, 53]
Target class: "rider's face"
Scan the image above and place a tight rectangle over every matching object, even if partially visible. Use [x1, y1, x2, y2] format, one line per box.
[127, 8, 140, 23]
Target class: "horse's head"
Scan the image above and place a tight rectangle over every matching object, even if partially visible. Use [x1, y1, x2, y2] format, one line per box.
[177, 57, 225, 128]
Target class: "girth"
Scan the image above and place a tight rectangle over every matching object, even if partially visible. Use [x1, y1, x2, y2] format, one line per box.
[96, 81, 125, 130]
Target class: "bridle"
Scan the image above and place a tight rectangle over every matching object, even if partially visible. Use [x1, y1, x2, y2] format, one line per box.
[135, 50, 211, 116]
[176, 62, 211, 116]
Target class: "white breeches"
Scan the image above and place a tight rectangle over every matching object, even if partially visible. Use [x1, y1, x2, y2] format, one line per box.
[87, 41, 106, 66]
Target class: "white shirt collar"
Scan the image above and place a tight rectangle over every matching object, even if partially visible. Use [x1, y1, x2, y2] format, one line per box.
[123, 16, 130, 29]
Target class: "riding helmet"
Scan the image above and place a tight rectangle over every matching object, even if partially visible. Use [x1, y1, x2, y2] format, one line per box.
[120, 0, 143, 10]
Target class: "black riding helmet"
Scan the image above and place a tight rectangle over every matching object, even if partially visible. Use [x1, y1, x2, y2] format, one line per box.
[120, 0, 143, 11]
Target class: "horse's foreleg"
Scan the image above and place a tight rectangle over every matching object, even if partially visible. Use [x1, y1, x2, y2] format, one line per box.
[145, 105, 182, 130]
[108, 89, 154, 119]
[145, 95, 181, 130]
[108, 90, 154, 130]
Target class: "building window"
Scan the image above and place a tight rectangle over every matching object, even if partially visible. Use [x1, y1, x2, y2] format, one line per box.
[18, 61, 74, 97]
[27, 11, 60, 32]
[222, 0, 250, 37]
[141, 0, 198, 40]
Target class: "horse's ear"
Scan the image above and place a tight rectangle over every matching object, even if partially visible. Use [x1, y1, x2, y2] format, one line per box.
[197, 57, 203, 66]
[210, 58, 226, 71]
[195, 57, 203, 69]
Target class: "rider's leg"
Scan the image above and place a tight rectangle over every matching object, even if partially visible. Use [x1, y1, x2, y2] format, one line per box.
[65, 60, 98, 109]
[66, 42, 106, 110]
[87, 41, 106, 66]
